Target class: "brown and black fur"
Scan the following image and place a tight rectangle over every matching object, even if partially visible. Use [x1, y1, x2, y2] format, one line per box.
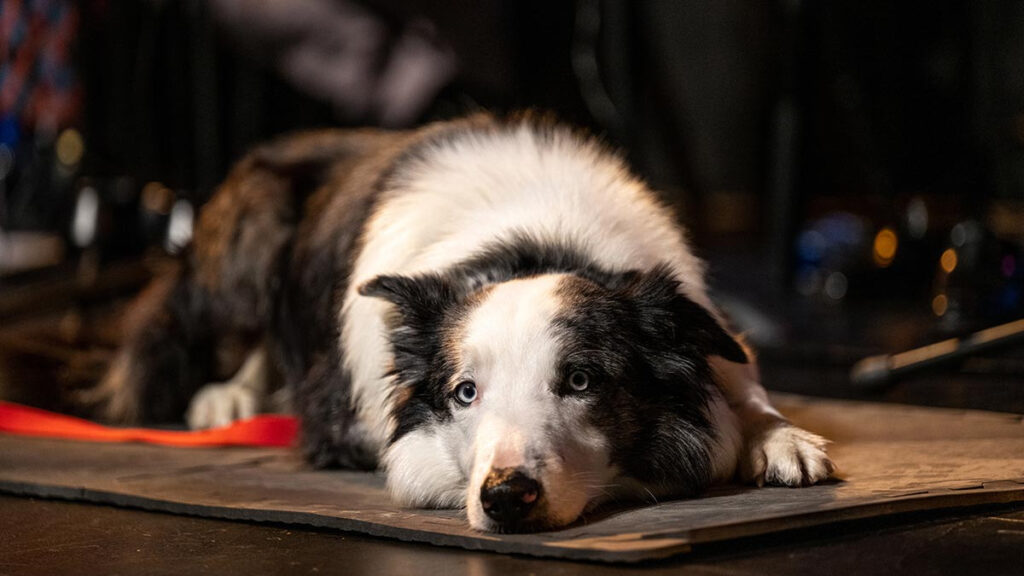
[85, 127, 421, 467]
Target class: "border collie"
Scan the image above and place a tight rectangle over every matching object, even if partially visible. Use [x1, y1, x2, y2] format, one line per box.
[88, 114, 833, 533]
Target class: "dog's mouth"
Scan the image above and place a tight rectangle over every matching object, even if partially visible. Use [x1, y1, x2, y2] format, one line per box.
[481, 515, 558, 534]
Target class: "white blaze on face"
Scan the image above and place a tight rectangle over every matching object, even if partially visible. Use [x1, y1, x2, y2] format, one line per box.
[453, 274, 616, 531]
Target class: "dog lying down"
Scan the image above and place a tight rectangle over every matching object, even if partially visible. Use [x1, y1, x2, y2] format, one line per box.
[87, 113, 833, 533]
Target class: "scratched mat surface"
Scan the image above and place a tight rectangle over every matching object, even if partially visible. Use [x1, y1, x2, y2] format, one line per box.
[1, 394, 1022, 562]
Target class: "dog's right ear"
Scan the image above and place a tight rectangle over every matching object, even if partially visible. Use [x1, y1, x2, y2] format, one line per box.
[359, 274, 461, 391]
[359, 273, 459, 326]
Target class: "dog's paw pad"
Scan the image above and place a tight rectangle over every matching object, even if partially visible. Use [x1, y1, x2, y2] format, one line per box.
[186, 381, 258, 430]
[744, 425, 834, 487]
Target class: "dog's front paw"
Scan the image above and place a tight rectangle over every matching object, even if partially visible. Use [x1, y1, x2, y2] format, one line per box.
[742, 424, 834, 487]
[186, 381, 258, 429]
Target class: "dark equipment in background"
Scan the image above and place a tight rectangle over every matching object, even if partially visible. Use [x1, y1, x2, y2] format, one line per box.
[0, 0, 1022, 410]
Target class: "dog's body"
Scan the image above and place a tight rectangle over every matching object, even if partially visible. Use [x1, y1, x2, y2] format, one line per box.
[90, 114, 832, 532]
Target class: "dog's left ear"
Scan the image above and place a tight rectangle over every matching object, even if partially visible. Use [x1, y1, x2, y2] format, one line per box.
[618, 266, 748, 364]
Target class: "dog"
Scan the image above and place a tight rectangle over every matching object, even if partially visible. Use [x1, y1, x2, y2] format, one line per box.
[86, 113, 833, 533]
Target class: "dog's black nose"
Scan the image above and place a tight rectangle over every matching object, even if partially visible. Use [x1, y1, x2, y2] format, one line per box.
[480, 468, 540, 524]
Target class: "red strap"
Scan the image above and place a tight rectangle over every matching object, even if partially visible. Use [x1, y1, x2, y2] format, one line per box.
[0, 402, 298, 448]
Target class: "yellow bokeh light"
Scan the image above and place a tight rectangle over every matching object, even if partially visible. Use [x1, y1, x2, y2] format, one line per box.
[940, 248, 958, 274]
[932, 294, 948, 316]
[56, 128, 84, 167]
[873, 228, 898, 267]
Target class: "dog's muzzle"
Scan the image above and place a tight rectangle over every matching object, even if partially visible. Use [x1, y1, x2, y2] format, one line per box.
[480, 467, 541, 526]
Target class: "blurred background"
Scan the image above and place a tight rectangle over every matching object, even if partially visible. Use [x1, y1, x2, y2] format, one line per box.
[1, 0, 1022, 414]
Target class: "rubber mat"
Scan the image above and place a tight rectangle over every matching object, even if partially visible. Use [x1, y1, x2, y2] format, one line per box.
[1, 394, 1022, 562]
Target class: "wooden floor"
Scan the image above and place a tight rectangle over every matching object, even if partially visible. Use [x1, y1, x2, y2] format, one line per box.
[2, 495, 1023, 576]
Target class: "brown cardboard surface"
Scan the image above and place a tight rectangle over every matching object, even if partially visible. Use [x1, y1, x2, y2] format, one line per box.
[1, 394, 1022, 562]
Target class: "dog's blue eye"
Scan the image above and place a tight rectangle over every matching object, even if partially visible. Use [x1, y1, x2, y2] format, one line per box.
[568, 370, 589, 392]
[454, 381, 477, 406]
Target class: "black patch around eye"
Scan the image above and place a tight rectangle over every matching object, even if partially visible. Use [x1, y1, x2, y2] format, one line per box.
[387, 349, 463, 443]
[360, 273, 468, 444]
[553, 274, 721, 495]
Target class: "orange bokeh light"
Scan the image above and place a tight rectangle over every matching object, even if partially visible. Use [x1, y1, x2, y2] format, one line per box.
[873, 228, 898, 267]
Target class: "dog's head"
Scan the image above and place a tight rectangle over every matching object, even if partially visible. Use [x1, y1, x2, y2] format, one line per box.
[359, 266, 746, 532]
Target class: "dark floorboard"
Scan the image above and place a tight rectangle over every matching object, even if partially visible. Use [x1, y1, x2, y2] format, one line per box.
[2, 495, 1023, 576]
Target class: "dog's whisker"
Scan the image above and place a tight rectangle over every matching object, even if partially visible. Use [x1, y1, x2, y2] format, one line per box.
[642, 487, 659, 504]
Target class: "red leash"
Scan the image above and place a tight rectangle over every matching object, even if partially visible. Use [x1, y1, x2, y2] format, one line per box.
[0, 402, 298, 448]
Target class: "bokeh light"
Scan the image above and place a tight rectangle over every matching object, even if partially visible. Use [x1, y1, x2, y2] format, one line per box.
[56, 128, 84, 167]
[940, 248, 958, 274]
[872, 228, 898, 267]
